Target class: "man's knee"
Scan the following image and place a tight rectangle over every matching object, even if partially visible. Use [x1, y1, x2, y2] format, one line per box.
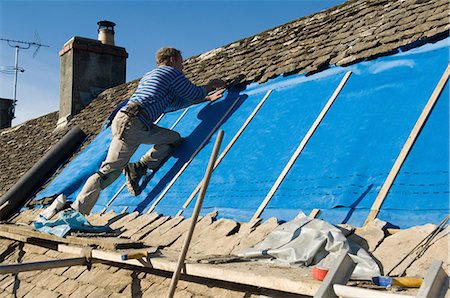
[97, 169, 122, 189]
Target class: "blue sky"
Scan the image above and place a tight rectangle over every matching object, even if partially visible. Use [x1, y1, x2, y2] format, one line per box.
[0, 0, 345, 126]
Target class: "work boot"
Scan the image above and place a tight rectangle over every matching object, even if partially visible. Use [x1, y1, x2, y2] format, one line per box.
[124, 162, 147, 196]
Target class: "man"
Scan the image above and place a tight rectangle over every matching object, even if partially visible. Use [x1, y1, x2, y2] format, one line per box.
[70, 47, 225, 215]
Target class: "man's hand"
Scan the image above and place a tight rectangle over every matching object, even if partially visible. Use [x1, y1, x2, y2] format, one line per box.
[205, 88, 226, 102]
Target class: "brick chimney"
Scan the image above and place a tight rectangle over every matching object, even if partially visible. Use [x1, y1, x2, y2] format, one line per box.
[56, 20, 128, 129]
[0, 98, 13, 129]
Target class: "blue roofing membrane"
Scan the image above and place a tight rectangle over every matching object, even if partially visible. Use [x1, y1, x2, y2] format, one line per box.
[34, 38, 450, 228]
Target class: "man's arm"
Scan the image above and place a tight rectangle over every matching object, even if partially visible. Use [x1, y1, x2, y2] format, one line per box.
[167, 72, 226, 113]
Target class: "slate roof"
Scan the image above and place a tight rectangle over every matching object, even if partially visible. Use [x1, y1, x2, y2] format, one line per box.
[0, 0, 448, 198]
[184, 0, 449, 85]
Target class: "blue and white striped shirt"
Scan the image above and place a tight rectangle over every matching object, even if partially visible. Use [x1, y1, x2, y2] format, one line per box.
[123, 66, 206, 122]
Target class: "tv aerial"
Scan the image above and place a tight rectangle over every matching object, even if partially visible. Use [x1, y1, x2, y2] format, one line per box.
[0, 31, 49, 119]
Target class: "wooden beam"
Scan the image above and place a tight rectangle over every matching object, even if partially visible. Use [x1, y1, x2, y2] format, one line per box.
[0, 257, 88, 274]
[57, 244, 93, 257]
[251, 71, 352, 222]
[57, 242, 322, 296]
[0, 223, 143, 250]
[176, 90, 273, 216]
[364, 64, 450, 226]
[313, 250, 356, 298]
[92, 248, 159, 262]
[0, 230, 29, 242]
[417, 260, 448, 298]
[170, 108, 190, 129]
[146, 96, 242, 214]
[58, 244, 158, 261]
[309, 209, 321, 219]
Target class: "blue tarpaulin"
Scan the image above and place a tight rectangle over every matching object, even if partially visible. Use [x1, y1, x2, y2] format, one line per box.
[33, 38, 450, 228]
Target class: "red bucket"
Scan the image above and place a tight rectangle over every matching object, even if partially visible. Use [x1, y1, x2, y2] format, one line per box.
[312, 267, 329, 281]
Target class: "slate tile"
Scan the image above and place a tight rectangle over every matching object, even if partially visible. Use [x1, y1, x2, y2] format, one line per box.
[54, 278, 83, 296]
[13, 280, 35, 298]
[63, 265, 88, 279]
[86, 287, 114, 298]
[68, 283, 97, 298]
[23, 287, 60, 298]
[0, 276, 14, 291]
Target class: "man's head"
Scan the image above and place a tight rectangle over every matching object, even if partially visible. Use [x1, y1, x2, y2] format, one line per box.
[156, 47, 183, 71]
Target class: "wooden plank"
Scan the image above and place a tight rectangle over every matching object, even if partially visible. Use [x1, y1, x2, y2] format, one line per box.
[313, 250, 356, 298]
[91, 247, 158, 262]
[170, 107, 190, 129]
[251, 71, 352, 222]
[58, 244, 157, 261]
[58, 244, 92, 257]
[57, 244, 322, 297]
[83, 250, 322, 296]
[364, 64, 450, 226]
[0, 223, 143, 250]
[146, 96, 242, 214]
[176, 90, 273, 216]
[417, 260, 448, 298]
[309, 209, 321, 219]
[0, 230, 29, 242]
[0, 257, 88, 274]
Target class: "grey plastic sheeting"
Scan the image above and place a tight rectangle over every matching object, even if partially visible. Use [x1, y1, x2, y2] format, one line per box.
[239, 212, 381, 280]
[33, 38, 449, 228]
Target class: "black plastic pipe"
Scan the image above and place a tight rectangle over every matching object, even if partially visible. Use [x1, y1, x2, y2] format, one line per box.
[0, 126, 87, 220]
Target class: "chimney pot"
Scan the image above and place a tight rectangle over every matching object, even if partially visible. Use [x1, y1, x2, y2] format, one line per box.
[97, 20, 116, 45]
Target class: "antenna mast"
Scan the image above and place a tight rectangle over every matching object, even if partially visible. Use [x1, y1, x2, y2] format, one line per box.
[0, 34, 49, 119]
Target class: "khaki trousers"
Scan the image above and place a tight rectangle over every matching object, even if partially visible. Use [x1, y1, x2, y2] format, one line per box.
[72, 111, 181, 215]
